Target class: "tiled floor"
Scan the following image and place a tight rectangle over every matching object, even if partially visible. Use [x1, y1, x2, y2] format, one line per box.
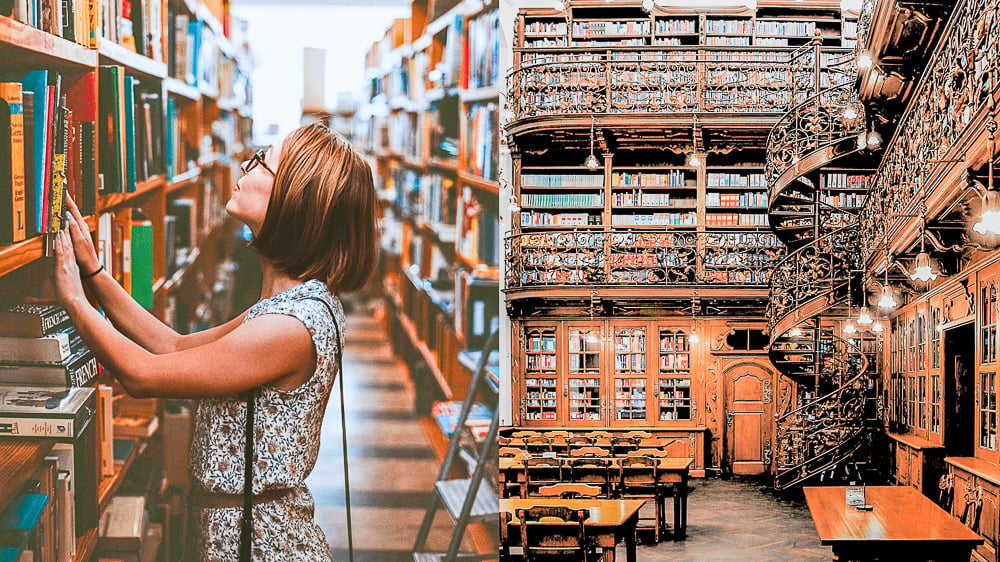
[308, 302, 459, 561]
[631, 478, 831, 561]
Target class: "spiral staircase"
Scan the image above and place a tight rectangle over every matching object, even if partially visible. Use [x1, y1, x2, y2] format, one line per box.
[765, 41, 879, 490]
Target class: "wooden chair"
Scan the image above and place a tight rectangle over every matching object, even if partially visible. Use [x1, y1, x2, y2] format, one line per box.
[525, 457, 564, 496]
[516, 506, 596, 562]
[637, 437, 675, 450]
[537, 483, 602, 499]
[611, 436, 639, 455]
[566, 436, 593, 449]
[547, 430, 571, 438]
[568, 457, 612, 497]
[500, 447, 529, 457]
[568, 446, 610, 458]
[584, 431, 614, 439]
[499, 436, 514, 447]
[620, 456, 663, 543]
[628, 448, 670, 458]
[622, 431, 653, 440]
[500, 511, 513, 560]
[512, 430, 539, 439]
[524, 436, 552, 455]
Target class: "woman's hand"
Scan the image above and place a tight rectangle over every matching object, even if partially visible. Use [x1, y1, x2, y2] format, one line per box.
[54, 230, 87, 310]
[64, 195, 101, 276]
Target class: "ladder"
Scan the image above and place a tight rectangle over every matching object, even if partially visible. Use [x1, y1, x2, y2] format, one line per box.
[412, 329, 500, 562]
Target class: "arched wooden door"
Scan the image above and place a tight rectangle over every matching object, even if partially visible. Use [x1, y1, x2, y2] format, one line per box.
[724, 364, 774, 475]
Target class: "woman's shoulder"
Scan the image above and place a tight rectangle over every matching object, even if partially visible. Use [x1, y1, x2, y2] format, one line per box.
[247, 280, 343, 333]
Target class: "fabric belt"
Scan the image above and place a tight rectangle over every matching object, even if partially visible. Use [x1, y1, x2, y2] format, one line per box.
[190, 486, 295, 509]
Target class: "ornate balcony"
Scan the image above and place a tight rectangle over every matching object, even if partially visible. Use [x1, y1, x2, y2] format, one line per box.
[505, 46, 853, 135]
[857, 0, 1000, 259]
[505, 228, 784, 292]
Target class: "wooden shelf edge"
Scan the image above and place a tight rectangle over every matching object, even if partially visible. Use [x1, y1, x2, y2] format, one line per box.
[0, 440, 54, 514]
[72, 527, 99, 562]
[0, 235, 45, 277]
[398, 311, 453, 399]
[164, 77, 201, 102]
[97, 176, 167, 213]
[0, 15, 96, 67]
[458, 172, 499, 195]
[98, 40, 167, 78]
[166, 168, 201, 193]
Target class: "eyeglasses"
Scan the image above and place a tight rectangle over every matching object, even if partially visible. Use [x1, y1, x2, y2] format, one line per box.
[242, 147, 275, 176]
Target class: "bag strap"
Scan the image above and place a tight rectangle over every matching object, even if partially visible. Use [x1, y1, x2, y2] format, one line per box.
[304, 296, 353, 562]
[239, 295, 352, 562]
[240, 386, 255, 561]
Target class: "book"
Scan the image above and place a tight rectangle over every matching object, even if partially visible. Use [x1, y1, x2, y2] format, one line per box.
[98, 66, 125, 194]
[0, 82, 26, 246]
[0, 494, 48, 558]
[21, 90, 35, 238]
[0, 328, 73, 363]
[46, 442, 75, 562]
[0, 346, 99, 387]
[98, 495, 145, 552]
[129, 215, 153, 308]
[122, 75, 136, 192]
[97, 385, 114, 477]
[0, 385, 96, 438]
[19, 70, 48, 233]
[0, 303, 71, 338]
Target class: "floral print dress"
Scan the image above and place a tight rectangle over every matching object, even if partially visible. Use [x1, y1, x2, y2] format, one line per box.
[188, 280, 344, 561]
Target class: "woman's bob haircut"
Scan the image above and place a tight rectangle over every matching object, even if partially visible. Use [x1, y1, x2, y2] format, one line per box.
[253, 122, 379, 293]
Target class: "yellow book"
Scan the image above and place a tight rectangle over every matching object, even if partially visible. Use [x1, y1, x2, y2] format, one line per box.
[0, 82, 26, 244]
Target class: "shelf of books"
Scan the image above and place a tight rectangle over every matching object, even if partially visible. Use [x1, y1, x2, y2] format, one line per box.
[0, 1, 253, 559]
[360, 0, 499, 554]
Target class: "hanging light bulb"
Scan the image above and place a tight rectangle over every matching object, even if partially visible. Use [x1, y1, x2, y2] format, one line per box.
[974, 191, 1000, 235]
[507, 194, 520, 214]
[843, 322, 858, 335]
[857, 306, 873, 325]
[843, 107, 858, 120]
[688, 153, 702, 167]
[877, 285, 897, 310]
[857, 53, 874, 69]
[641, 0, 654, 11]
[910, 251, 938, 282]
[689, 331, 700, 345]
[867, 130, 882, 147]
[788, 326, 804, 338]
[585, 116, 600, 171]
[974, 120, 1000, 235]
[871, 321, 884, 333]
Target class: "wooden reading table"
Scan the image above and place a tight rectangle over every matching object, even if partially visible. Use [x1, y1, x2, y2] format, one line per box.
[803, 486, 983, 561]
[499, 456, 691, 537]
[500, 498, 645, 562]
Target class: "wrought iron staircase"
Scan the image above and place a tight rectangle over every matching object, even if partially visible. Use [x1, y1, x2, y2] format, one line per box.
[765, 40, 877, 490]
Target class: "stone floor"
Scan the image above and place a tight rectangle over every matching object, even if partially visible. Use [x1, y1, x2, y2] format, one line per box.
[630, 478, 831, 561]
[307, 301, 459, 561]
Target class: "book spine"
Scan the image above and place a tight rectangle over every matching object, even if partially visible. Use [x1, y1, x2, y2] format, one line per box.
[0, 331, 71, 362]
[0, 416, 74, 437]
[97, 385, 114, 477]
[21, 91, 36, 238]
[0, 83, 27, 244]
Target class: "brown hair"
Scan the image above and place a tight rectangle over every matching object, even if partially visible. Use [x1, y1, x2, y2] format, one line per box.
[253, 122, 378, 293]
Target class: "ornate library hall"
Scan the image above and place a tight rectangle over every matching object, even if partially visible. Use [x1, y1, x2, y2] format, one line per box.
[498, 0, 1000, 560]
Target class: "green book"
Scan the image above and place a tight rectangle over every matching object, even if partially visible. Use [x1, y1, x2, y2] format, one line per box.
[123, 75, 136, 193]
[130, 218, 153, 309]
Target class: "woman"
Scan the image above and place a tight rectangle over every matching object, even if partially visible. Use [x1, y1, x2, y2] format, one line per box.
[54, 122, 379, 560]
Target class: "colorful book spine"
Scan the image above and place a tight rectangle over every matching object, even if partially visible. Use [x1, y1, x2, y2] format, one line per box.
[0, 82, 26, 245]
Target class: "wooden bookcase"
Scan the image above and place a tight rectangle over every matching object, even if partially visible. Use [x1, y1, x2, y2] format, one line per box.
[0, 2, 252, 559]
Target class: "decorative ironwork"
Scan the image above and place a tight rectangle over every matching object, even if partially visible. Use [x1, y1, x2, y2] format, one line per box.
[766, 225, 859, 337]
[505, 229, 784, 290]
[858, 0, 1000, 259]
[507, 47, 853, 123]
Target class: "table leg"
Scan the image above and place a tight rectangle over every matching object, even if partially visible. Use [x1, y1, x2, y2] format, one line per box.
[626, 522, 637, 562]
[674, 484, 682, 539]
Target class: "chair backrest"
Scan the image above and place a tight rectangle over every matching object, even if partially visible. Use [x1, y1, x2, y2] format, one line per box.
[620, 456, 658, 489]
[517, 506, 589, 561]
[569, 446, 610, 458]
[622, 431, 653, 440]
[547, 430, 571, 438]
[567, 436, 593, 447]
[536, 483, 602, 499]
[500, 447, 528, 457]
[628, 448, 670, 458]
[637, 437, 674, 449]
[585, 431, 614, 439]
[512, 430, 539, 439]
[500, 511, 511, 558]
[524, 436, 552, 453]
[525, 456, 564, 489]
[499, 436, 513, 447]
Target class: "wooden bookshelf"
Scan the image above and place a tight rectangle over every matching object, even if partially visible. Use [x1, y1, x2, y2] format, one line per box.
[0, 0, 255, 554]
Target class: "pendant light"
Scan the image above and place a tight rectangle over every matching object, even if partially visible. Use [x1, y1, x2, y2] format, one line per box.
[585, 116, 600, 171]
[871, 321, 884, 333]
[857, 306, 873, 325]
[877, 247, 897, 310]
[910, 183, 938, 283]
[974, 120, 1000, 235]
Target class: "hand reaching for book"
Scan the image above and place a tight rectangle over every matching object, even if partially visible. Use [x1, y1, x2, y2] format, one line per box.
[53, 230, 87, 309]
[65, 195, 101, 277]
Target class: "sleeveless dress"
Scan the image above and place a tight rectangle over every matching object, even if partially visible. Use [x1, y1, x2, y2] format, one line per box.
[188, 280, 345, 561]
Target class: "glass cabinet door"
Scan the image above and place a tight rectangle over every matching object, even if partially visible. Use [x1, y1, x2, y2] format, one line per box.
[567, 325, 604, 425]
[612, 324, 649, 424]
[523, 326, 560, 425]
[657, 328, 693, 422]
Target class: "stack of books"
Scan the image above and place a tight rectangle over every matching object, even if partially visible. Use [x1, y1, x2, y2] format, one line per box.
[0, 302, 99, 387]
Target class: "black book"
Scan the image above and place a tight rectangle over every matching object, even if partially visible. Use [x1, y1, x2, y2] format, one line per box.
[79, 120, 96, 214]
[60, 0, 75, 43]
[0, 84, 12, 246]
[0, 346, 99, 387]
[139, 91, 162, 175]
[0, 302, 72, 337]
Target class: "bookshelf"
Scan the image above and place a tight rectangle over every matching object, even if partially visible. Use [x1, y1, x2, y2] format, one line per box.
[0, 1, 253, 558]
[359, 0, 500, 555]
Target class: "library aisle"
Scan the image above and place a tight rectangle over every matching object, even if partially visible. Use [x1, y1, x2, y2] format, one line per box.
[308, 301, 469, 561]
